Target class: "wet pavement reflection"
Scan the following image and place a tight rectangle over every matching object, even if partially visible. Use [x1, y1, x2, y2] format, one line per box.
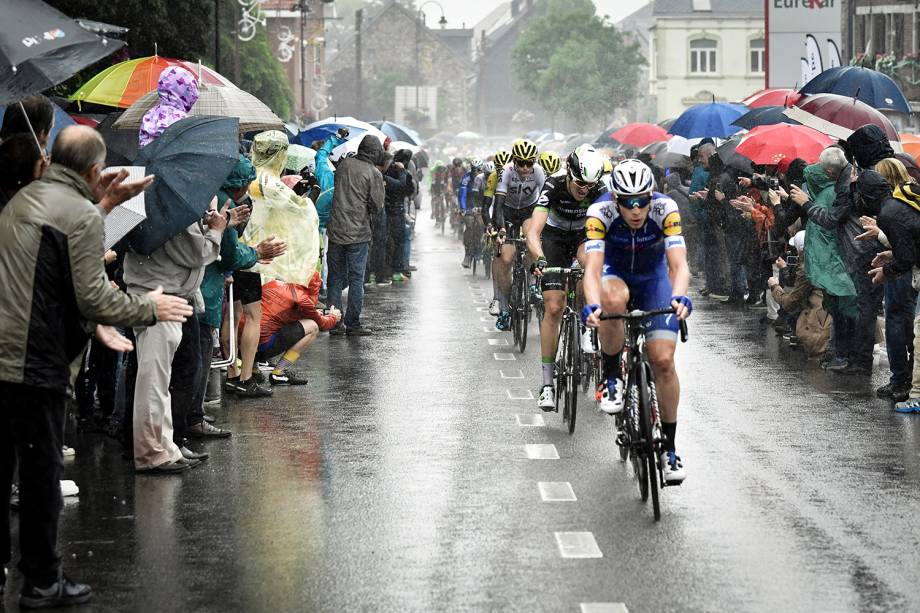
[4, 221, 920, 612]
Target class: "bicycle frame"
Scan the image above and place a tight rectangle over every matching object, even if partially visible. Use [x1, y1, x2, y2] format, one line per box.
[543, 266, 585, 433]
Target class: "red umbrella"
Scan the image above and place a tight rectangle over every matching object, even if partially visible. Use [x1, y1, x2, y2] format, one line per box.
[740, 88, 801, 108]
[735, 124, 835, 165]
[783, 93, 901, 147]
[609, 123, 669, 148]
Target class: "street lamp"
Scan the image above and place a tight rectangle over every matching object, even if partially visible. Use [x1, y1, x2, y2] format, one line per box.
[415, 1, 447, 124]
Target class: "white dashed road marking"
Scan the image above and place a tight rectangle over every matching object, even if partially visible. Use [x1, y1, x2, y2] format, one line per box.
[500, 369, 525, 379]
[525, 444, 559, 459]
[580, 604, 629, 613]
[538, 482, 576, 501]
[555, 532, 603, 558]
[493, 353, 516, 361]
[489, 338, 510, 346]
[515, 414, 545, 427]
[506, 389, 534, 400]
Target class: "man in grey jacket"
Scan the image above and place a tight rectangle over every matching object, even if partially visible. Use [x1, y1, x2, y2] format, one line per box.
[124, 199, 232, 472]
[326, 135, 385, 336]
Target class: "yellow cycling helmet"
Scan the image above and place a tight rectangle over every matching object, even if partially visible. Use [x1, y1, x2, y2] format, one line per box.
[538, 151, 561, 175]
[603, 158, 613, 174]
[511, 138, 538, 162]
[494, 149, 511, 168]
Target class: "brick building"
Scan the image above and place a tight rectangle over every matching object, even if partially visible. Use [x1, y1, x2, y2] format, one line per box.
[325, 1, 474, 133]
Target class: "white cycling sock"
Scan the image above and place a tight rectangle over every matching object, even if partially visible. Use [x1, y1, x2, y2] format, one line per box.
[542, 361, 554, 387]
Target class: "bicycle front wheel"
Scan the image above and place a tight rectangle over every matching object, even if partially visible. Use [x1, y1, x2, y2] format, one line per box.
[510, 274, 522, 348]
[564, 316, 579, 434]
[518, 277, 529, 353]
[637, 362, 660, 520]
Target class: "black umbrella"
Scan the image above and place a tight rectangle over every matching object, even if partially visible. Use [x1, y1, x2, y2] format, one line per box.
[96, 112, 138, 166]
[716, 138, 754, 174]
[799, 66, 911, 114]
[732, 105, 800, 130]
[0, 0, 125, 106]
[641, 140, 689, 170]
[127, 116, 240, 255]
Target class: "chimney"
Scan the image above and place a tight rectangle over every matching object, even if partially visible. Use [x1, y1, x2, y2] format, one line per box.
[511, 0, 520, 17]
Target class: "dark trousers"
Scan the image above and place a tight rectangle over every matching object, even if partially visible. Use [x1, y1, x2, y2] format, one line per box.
[851, 255, 885, 367]
[169, 314, 202, 444]
[327, 241, 370, 330]
[188, 323, 213, 425]
[386, 209, 406, 277]
[885, 274, 916, 385]
[703, 224, 729, 294]
[370, 210, 388, 280]
[75, 338, 120, 422]
[0, 383, 66, 587]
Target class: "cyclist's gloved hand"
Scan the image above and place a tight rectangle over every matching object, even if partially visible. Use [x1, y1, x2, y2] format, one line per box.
[671, 295, 693, 319]
[580, 303, 600, 327]
[532, 256, 547, 276]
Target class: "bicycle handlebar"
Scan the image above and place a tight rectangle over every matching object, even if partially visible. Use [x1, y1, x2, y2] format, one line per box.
[600, 308, 689, 343]
[541, 266, 584, 276]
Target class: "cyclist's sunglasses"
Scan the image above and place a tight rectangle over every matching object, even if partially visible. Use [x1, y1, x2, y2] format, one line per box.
[514, 158, 535, 168]
[617, 194, 652, 209]
[568, 173, 597, 190]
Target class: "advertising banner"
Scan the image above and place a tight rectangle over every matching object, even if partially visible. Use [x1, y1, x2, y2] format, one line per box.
[767, 0, 842, 88]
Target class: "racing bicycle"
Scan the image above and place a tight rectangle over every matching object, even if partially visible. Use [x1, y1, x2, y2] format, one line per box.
[502, 235, 531, 353]
[543, 266, 584, 434]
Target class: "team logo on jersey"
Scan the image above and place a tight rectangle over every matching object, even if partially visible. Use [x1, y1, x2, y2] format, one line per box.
[662, 211, 682, 236]
[585, 217, 607, 240]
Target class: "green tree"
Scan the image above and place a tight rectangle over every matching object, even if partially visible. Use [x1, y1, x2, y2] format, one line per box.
[512, 0, 646, 129]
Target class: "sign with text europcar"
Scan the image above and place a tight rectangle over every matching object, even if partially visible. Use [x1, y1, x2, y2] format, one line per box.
[767, 0, 842, 88]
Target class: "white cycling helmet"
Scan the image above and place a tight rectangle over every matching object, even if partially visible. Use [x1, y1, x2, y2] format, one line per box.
[611, 159, 654, 196]
[482, 161, 495, 174]
[470, 157, 483, 172]
[566, 144, 605, 184]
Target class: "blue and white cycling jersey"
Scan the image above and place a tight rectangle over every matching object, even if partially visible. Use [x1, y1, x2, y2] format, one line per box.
[584, 191, 685, 281]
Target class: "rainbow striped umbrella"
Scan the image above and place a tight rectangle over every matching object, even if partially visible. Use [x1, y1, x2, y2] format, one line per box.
[69, 55, 235, 108]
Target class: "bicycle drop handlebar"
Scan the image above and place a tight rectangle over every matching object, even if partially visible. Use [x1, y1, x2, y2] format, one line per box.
[599, 307, 689, 343]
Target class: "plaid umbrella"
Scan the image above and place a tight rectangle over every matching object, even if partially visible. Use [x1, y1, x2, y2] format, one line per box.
[114, 82, 282, 134]
[70, 55, 235, 109]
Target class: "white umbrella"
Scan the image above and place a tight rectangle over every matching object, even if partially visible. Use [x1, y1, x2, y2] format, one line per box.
[456, 130, 482, 140]
[387, 140, 420, 154]
[666, 135, 723, 156]
[102, 166, 147, 249]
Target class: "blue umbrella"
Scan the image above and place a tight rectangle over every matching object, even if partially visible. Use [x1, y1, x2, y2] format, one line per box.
[127, 116, 240, 255]
[669, 102, 749, 139]
[293, 122, 364, 147]
[799, 66, 910, 114]
[0, 100, 74, 148]
[731, 105, 800, 130]
[370, 120, 422, 145]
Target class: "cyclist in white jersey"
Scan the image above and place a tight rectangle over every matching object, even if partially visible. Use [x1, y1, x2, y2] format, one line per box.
[490, 138, 546, 330]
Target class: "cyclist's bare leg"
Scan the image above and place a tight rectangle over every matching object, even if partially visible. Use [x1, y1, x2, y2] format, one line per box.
[540, 290, 566, 359]
[647, 340, 679, 422]
[598, 277, 629, 354]
[494, 243, 515, 311]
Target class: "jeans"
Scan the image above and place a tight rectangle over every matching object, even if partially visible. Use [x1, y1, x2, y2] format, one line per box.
[884, 275, 916, 386]
[327, 241, 370, 329]
[402, 215, 415, 270]
[0, 383, 66, 586]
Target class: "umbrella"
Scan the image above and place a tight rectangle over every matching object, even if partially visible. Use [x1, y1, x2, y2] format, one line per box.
[799, 66, 911, 114]
[387, 139, 421, 155]
[715, 138, 754, 174]
[739, 88, 801, 108]
[69, 55, 235, 109]
[293, 116, 384, 147]
[284, 143, 315, 173]
[114, 82, 283, 134]
[96, 112, 138, 166]
[102, 166, 147, 249]
[783, 93, 902, 150]
[371, 120, 422, 145]
[658, 117, 677, 131]
[456, 130, 481, 140]
[0, 99, 74, 147]
[610, 123, 669, 148]
[895, 152, 920, 183]
[899, 133, 920, 162]
[666, 135, 721, 157]
[0, 0, 125, 106]
[641, 141, 688, 170]
[330, 131, 387, 161]
[127, 116, 240, 255]
[735, 124, 834, 166]
[669, 102, 749, 139]
[732, 106, 801, 130]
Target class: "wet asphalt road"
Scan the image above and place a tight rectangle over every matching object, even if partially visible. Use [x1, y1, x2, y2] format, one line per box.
[5, 218, 920, 613]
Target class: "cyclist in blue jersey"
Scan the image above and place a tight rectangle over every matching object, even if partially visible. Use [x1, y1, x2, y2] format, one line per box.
[581, 159, 692, 484]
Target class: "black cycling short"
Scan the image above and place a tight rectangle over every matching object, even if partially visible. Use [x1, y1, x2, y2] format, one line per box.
[541, 225, 585, 292]
[256, 321, 306, 361]
[233, 270, 262, 305]
[502, 204, 535, 238]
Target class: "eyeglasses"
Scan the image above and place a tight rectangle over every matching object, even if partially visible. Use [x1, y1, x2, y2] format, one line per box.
[616, 195, 652, 209]
[514, 159, 535, 168]
[568, 174, 597, 190]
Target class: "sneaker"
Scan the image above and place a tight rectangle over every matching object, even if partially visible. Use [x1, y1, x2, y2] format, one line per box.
[60, 480, 79, 498]
[581, 328, 598, 354]
[186, 421, 232, 439]
[876, 382, 895, 398]
[180, 446, 209, 461]
[392, 273, 405, 283]
[708, 292, 730, 302]
[224, 376, 243, 393]
[346, 327, 373, 337]
[894, 397, 920, 413]
[538, 385, 555, 411]
[660, 450, 686, 484]
[488, 299, 501, 317]
[20, 572, 92, 609]
[598, 378, 624, 415]
[61, 445, 75, 458]
[234, 378, 273, 398]
[376, 279, 393, 287]
[270, 369, 308, 385]
[496, 310, 511, 331]
[891, 383, 911, 403]
[824, 357, 849, 371]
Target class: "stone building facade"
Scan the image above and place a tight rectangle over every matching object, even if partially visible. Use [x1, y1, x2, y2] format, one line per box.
[326, 1, 474, 133]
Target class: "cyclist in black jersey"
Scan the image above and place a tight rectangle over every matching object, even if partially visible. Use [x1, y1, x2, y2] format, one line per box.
[527, 145, 608, 410]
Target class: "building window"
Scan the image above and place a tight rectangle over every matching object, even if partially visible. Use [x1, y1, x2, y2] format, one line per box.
[690, 38, 717, 74]
[749, 37, 764, 74]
